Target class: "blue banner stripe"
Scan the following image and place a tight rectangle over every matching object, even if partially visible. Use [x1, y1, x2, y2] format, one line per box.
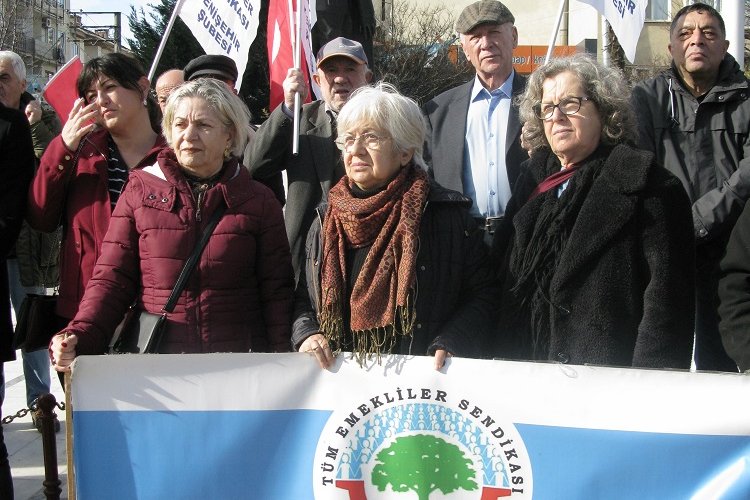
[517, 424, 750, 499]
[74, 410, 331, 499]
[73, 410, 750, 499]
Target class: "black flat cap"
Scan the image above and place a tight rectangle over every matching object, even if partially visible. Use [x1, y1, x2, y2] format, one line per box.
[455, 0, 515, 34]
[184, 54, 238, 83]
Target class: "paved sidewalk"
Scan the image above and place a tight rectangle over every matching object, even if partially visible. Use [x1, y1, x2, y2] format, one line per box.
[3, 351, 67, 499]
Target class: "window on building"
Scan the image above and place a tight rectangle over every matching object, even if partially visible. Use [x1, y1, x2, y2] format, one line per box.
[46, 27, 54, 44]
[645, 0, 669, 21]
[691, 0, 721, 9]
[72, 44, 79, 57]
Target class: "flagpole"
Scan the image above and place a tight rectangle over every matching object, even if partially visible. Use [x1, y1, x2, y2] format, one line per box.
[722, 0, 744, 68]
[544, 0, 567, 64]
[292, 0, 303, 155]
[147, 0, 186, 82]
[602, 18, 610, 67]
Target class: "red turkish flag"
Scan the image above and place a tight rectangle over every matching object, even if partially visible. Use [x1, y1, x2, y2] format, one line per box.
[42, 56, 82, 126]
[266, 0, 314, 111]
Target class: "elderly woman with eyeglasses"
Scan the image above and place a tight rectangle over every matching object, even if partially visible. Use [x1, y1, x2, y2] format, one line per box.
[293, 83, 496, 369]
[492, 54, 695, 369]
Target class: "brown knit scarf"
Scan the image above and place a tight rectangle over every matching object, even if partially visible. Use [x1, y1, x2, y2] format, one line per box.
[319, 162, 430, 363]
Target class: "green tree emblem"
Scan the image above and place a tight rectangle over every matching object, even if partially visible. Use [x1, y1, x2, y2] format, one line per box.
[371, 434, 478, 500]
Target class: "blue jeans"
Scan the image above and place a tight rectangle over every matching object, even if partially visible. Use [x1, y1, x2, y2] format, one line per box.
[6, 259, 52, 407]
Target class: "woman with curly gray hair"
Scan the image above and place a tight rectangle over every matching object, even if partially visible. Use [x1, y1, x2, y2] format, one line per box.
[493, 53, 695, 369]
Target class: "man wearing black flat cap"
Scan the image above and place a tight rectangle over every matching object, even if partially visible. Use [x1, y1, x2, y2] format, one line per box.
[424, 0, 526, 247]
[184, 54, 239, 92]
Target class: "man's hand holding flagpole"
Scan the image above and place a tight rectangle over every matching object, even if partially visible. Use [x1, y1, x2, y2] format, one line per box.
[268, 0, 317, 155]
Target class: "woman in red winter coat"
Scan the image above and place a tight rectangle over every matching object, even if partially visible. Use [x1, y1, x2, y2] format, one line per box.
[27, 53, 166, 325]
[49, 78, 294, 368]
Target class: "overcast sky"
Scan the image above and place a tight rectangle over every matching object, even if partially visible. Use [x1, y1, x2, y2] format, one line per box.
[71, 0, 156, 48]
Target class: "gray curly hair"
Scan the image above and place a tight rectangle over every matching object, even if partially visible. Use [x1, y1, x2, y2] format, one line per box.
[519, 53, 635, 153]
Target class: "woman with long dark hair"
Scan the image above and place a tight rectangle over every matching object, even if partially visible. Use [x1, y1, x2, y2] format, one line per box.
[27, 53, 166, 327]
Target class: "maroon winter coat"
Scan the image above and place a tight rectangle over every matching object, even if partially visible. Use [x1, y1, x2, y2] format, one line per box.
[26, 130, 167, 320]
[66, 150, 294, 354]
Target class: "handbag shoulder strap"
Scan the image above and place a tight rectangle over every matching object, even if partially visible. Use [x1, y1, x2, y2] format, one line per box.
[162, 203, 226, 313]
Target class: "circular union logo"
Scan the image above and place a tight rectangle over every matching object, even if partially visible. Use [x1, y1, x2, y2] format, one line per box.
[313, 386, 533, 499]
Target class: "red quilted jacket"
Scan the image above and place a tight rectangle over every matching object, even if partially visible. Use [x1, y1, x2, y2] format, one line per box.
[27, 130, 166, 319]
[66, 150, 294, 354]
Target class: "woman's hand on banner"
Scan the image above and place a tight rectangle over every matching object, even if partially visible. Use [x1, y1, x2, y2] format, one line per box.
[299, 333, 334, 369]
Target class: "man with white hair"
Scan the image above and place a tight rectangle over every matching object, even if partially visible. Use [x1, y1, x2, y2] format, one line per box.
[424, 0, 527, 246]
[0, 50, 61, 431]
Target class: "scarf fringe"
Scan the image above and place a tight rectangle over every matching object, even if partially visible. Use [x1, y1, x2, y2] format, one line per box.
[319, 295, 417, 366]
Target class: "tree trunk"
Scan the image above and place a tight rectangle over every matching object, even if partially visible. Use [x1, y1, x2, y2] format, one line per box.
[606, 24, 626, 71]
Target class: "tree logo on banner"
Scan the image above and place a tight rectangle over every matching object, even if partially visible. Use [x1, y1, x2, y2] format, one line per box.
[372, 434, 478, 499]
[312, 387, 533, 499]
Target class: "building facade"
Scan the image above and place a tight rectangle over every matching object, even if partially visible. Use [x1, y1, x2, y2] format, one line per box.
[0, 1, 127, 93]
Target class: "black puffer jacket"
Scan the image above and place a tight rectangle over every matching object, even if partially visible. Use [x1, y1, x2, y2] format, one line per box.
[292, 180, 498, 358]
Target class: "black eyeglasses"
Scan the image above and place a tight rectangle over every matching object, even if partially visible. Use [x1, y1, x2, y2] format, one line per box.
[535, 96, 591, 120]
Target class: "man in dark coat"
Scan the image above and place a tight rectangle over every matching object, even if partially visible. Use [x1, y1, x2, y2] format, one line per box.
[0, 103, 35, 498]
[0, 50, 62, 432]
[424, 0, 527, 246]
[631, 3, 750, 372]
[719, 203, 750, 371]
[247, 38, 372, 285]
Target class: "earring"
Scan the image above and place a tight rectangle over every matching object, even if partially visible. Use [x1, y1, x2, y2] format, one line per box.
[142, 98, 147, 107]
[223, 146, 231, 159]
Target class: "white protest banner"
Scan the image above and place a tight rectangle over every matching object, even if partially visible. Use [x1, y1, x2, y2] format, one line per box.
[178, 0, 261, 88]
[70, 353, 750, 498]
[579, 0, 648, 62]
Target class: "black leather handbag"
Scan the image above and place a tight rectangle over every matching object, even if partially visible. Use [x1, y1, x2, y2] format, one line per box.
[13, 230, 62, 352]
[110, 204, 226, 354]
[13, 294, 59, 352]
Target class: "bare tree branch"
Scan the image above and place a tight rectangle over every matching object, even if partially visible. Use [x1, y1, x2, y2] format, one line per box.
[373, 1, 473, 105]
